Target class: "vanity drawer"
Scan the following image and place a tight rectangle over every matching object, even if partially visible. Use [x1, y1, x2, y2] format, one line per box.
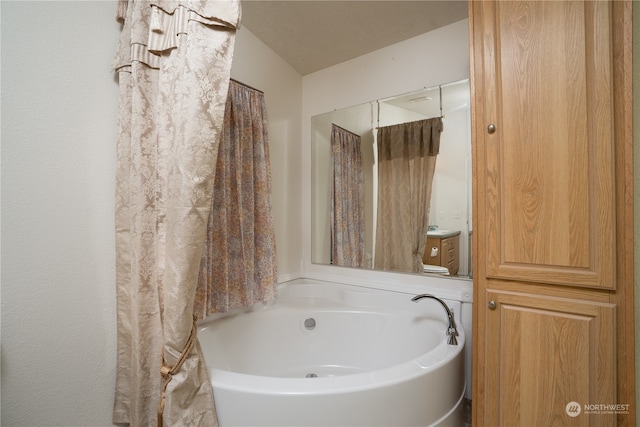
[441, 237, 459, 275]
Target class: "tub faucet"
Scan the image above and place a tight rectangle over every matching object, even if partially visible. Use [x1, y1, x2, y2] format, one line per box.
[411, 294, 459, 345]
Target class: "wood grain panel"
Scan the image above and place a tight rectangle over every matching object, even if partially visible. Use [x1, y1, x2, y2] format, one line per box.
[479, 0, 616, 288]
[484, 290, 616, 426]
[470, 1, 634, 425]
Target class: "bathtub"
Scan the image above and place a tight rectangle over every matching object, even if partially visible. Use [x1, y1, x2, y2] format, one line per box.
[199, 279, 466, 426]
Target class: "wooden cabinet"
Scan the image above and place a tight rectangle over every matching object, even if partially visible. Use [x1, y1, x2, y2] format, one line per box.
[470, 0, 634, 425]
[423, 232, 460, 275]
[483, 288, 616, 425]
[476, 0, 617, 290]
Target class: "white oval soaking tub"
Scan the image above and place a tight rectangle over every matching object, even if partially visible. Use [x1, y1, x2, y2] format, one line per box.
[199, 279, 466, 427]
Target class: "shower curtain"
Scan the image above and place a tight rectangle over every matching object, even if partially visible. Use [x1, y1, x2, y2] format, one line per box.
[112, 1, 239, 425]
[374, 117, 442, 273]
[194, 80, 278, 316]
[330, 124, 365, 267]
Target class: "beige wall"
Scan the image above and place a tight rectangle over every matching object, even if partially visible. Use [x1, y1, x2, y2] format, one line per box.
[1, 1, 121, 424]
[0, 3, 303, 425]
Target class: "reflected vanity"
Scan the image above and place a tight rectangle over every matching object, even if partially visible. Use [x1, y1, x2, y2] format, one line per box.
[311, 79, 472, 279]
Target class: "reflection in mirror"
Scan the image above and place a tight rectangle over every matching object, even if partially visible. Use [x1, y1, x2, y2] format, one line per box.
[311, 79, 472, 279]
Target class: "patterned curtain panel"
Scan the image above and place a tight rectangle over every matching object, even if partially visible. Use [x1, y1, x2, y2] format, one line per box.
[374, 117, 442, 273]
[194, 80, 278, 317]
[330, 124, 366, 267]
[112, 1, 238, 425]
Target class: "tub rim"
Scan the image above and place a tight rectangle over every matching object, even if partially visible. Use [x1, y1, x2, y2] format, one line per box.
[202, 279, 466, 395]
[207, 335, 464, 395]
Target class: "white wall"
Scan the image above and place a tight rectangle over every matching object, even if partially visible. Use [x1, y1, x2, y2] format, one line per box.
[302, 20, 471, 118]
[303, 19, 471, 282]
[1, 1, 121, 425]
[1, 2, 303, 426]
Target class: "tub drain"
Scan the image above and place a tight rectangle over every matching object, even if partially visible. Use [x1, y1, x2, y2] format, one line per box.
[304, 318, 316, 330]
[306, 373, 318, 378]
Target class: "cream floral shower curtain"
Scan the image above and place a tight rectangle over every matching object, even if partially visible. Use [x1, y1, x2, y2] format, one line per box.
[330, 124, 365, 267]
[194, 80, 278, 316]
[374, 117, 442, 273]
[112, 1, 239, 425]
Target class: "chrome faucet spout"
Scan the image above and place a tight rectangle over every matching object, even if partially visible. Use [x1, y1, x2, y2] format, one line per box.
[411, 294, 459, 345]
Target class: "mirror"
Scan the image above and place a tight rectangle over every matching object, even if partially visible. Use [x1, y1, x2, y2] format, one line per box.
[311, 79, 472, 279]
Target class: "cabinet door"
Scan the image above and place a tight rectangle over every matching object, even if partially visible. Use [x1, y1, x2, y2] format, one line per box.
[473, 0, 618, 289]
[482, 290, 616, 426]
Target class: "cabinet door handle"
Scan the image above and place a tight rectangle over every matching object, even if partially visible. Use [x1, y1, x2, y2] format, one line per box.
[488, 300, 497, 310]
[487, 124, 496, 134]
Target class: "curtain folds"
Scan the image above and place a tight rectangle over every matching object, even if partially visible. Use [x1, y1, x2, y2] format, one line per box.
[194, 80, 278, 317]
[330, 125, 366, 267]
[374, 117, 442, 273]
[113, 1, 239, 425]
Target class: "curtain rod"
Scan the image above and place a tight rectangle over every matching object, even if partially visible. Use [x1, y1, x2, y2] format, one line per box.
[375, 116, 443, 131]
[332, 123, 360, 137]
[230, 78, 264, 94]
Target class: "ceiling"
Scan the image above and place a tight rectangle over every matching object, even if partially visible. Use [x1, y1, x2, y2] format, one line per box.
[240, 1, 469, 75]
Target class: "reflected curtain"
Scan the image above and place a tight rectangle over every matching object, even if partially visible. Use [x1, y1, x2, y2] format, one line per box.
[194, 80, 278, 316]
[112, 1, 239, 425]
[331, 124, 365, 267]
[374, 117, 442, 273]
